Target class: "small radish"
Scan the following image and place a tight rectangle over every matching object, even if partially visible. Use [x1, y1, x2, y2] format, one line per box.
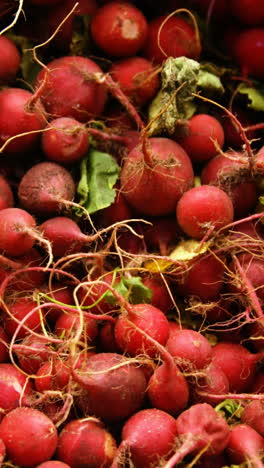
[120, 137, 194, 216]
[91, 2, 148, 57]
[54, 310, 98, 343]
[211, 342, 261, 392]
[35, 56, 107, 122]
[36, 463, 70, 468]
[176, 114, 225, 163]
[0, 407, 58, 467]
[56, 418, 116, 468]
[194, 362, 230, 406]
[41, 117, 89, 164]
[109, 56, 160, 106]
[143, 14, 201, 64]
[226, 424, 264, 468]
[3, 297, 43, 340]
[111, 408, 178, 468]
[73, 352, 147, 422]
[166, 328, 213, 371]
[176, 185, 234, 239]
[0, 88, 46, 154]
[230, 0, 264, 26]
[34, 359, 71, 392]
[163, 403, 230, 467]
[141, 274, 174, 313]
[13, 334, 52, 375]
[242, 401, 264, 437]
[18, 162, 75, 216]
[0, 35, 20, 83]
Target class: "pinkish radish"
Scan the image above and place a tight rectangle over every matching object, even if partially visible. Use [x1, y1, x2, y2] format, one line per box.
[0, 88, 46, 154]
[163, 403, 230, 467]
[0, 407, 58, 467]
[41, 117, 89, 165]
[226, 424, 264, 468]
[56, 418, 116, 468]
[0, 175, 14, 210]
[228, 253, 264, 309]
[141, 274, 174, 313]
[109, 56, 160, 106]
[18, 162, 75, 216]
[0, 35, 20, 83]
[44, 284, 74, 324]
[120, 137, 194, 216]
[0, 363, 33, 418]
[35, 56, 107, 122]
[91, 2, 148, 57]
[242, 401, 264, 437]
[111, 408, 178, 468]
[36, 463, 70, 468]
[176, 184, 234, 239]
[166, 328, 213, 371]
[194, 362, 230, 406]
[9, 248, 46, 292]
[211, 342, 261, 392]
[201, 151, 257, 218]
[54, 310, 98, 343]
[177, 114, 225, 163]
[73, 352, 147, 422]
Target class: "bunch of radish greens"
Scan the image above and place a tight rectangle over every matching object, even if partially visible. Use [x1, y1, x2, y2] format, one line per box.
[0, 0, 263, 466]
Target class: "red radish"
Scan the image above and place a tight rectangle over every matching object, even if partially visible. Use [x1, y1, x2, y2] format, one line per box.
[177, 114, 225, 163]
[100, 189, 133, 225]
[54, 310, 98, 343]
[201, 151, 257, 218]
[3, 297, 43, 340]
[36, 463, 70, 468]
[35, 359, 71, 392]
[78, 271, 119, 315]
[40, 216, 93, 257]
[0, 175, 14, 210]
[228, 253, 264, 308]
[176, 252, 226, 301]
[143, 14, 201, 64]
[91, 2, 148, 57]
[226, 424, 264, 468]
[112, 408, 178, 468]
[44, 284, 74, 324]
[18, 162, 76, 216]
[0, 88, 46, 154]
[232, 28, 264, 79]
[194, 362, 230, 406]
[230, 0, 264, 26]
[9, 248, 46, 291]
[211, 342, 261, 392]
[41, 117, 89, 164]
[120, 137, 194, 216]
[176, 185, 234, 239]
[0, 407, 58, 467]
[114, 302, 170, 358]
[73, 352, 147, 422]
[0, 208, 37, 257]
[163, 403, 230, 467]
[14, 334, 52, 375]
[0, 35, 20, 83]
[242, 401, 264, 437]
[35, 56, 107, 122]
[109, 56, 160, 106]
[148, 359, 190, 415]
[56, 418, 116, 467]
[222, 106, 256, 148]
[0, 438, 5, 465]
[166, 328, 213, 371]
[0, 363, 33, 416]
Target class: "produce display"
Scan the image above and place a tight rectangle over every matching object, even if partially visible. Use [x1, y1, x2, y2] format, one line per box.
[0, 0, 263, 466]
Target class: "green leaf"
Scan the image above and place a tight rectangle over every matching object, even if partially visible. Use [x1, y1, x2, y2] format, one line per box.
[76, 148, 120, 215]
[238, 83, 264, 111]
[104, 276, 153, 305]
[147, 56, 224, 136]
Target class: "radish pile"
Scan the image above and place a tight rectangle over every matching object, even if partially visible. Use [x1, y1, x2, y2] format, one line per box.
[0, 0, 263, 466]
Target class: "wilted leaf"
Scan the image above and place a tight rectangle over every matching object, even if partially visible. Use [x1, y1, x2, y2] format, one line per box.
[238, 83, 264, 111]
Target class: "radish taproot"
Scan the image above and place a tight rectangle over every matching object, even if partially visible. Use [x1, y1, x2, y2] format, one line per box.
[120, 137, 194, 216]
